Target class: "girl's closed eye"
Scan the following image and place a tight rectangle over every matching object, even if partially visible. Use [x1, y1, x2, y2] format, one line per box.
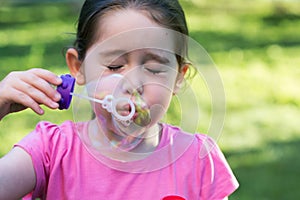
[106, 65, 124, 72]
[143, 64, 168, 75]
[145, 67, 165, 75]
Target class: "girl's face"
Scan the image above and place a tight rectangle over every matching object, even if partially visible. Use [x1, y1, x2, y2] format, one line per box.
[80, 9, 185, 135]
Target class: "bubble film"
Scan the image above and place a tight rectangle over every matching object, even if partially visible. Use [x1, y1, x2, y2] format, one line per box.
[70, 27, 225, 172]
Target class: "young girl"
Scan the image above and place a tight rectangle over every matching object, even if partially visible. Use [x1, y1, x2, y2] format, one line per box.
[0, 0, 238, 199]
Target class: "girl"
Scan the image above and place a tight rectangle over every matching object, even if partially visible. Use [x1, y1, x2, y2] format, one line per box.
[0, 0, 238, 199]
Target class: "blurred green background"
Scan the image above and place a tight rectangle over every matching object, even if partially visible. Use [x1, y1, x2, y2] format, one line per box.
[1, 0, 300, 199]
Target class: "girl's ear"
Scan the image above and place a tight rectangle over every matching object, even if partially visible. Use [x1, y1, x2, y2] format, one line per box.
[66, 48, 85, 85]
[173, 63, 189, 94]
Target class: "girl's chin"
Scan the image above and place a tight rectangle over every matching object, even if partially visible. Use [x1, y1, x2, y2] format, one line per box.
[94, 111, 159, 139]
[112, 117, 147, 137]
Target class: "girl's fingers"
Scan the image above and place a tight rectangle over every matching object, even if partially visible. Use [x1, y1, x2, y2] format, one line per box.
[20, 72, 61, 102]
[8, 89, 44, 115]
[29, 68, 63, 101]
[15, 82, 60, 109]
[30, 68, 62, 86]
[0, 69, 64, 117]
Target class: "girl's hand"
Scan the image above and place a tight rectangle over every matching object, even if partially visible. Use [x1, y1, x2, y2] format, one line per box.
[0, 68, 62, 120]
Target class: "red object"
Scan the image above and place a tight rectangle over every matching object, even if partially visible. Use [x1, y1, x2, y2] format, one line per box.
[162, 195, 186, 200]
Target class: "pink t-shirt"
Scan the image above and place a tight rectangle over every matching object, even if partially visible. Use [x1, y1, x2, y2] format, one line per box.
[16, 121, 238, 200]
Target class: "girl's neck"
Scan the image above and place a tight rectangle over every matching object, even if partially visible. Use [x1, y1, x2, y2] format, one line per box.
[88, 119, 161, 154]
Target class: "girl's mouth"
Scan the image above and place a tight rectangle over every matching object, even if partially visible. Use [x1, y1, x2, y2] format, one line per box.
[115, 103, 151, 127]
[115, 104, 131, 116]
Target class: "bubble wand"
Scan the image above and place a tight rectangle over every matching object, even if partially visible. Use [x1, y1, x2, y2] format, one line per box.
[57, 74, 135, 125]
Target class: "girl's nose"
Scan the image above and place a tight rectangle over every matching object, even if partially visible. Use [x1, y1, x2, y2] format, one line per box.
[121, 67, 144, 95]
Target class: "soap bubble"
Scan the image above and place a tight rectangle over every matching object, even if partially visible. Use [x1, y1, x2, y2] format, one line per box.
[71, 27, 225, 172]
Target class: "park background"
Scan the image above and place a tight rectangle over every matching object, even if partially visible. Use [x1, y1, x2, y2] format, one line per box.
[0, 0, 299, 199]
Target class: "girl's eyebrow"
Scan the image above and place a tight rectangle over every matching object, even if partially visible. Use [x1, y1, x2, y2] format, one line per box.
[100, 49, 127, 58]
[99, 49, 171, 64]
[143, 51, 171, 64]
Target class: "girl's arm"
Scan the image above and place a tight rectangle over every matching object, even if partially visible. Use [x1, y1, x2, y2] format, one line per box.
[0, 68, 62, 197]
[0, 147, 36, 199]
[0, 68, 62, 120]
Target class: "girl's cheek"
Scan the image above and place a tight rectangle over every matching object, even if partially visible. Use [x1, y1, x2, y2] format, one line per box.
[87, 80, 117, 100]
[94, 91, 109, 100]
[93, 74, 125, 96]
[93, 102, 111, 122]
[146, 91, 172, 121]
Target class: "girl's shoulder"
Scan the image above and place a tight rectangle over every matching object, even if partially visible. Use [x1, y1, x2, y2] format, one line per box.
[161, 123, 217, 146]
[33, 120, 86, 137]
[161, 123, 223, 159]
[34, 120, 76, 131]
[22, 120, 87, 151]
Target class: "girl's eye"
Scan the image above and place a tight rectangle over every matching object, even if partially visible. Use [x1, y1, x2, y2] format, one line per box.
[106, 65, 123, 72]
[144, 64, 168, 75]
[146, 68, 164, 75]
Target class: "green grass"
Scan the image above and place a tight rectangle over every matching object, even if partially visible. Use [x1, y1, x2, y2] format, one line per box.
[1, 1, 300, 199]
[0, 2, 79, 77]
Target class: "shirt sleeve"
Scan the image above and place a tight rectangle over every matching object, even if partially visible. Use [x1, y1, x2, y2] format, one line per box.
[14, 121, 68, 199]
[196, 135, 239, 199]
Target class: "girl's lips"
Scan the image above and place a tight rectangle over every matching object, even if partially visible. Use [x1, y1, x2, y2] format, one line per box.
[116, 110, 132, 117]
[115, 103, 151, 126]
[115, 104, 131, 113]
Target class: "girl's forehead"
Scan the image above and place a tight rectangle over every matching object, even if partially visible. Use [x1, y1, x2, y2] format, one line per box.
[97, 9, 161, 40]
[86, 28, 179, 63]
[93, 9, 177, 51]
